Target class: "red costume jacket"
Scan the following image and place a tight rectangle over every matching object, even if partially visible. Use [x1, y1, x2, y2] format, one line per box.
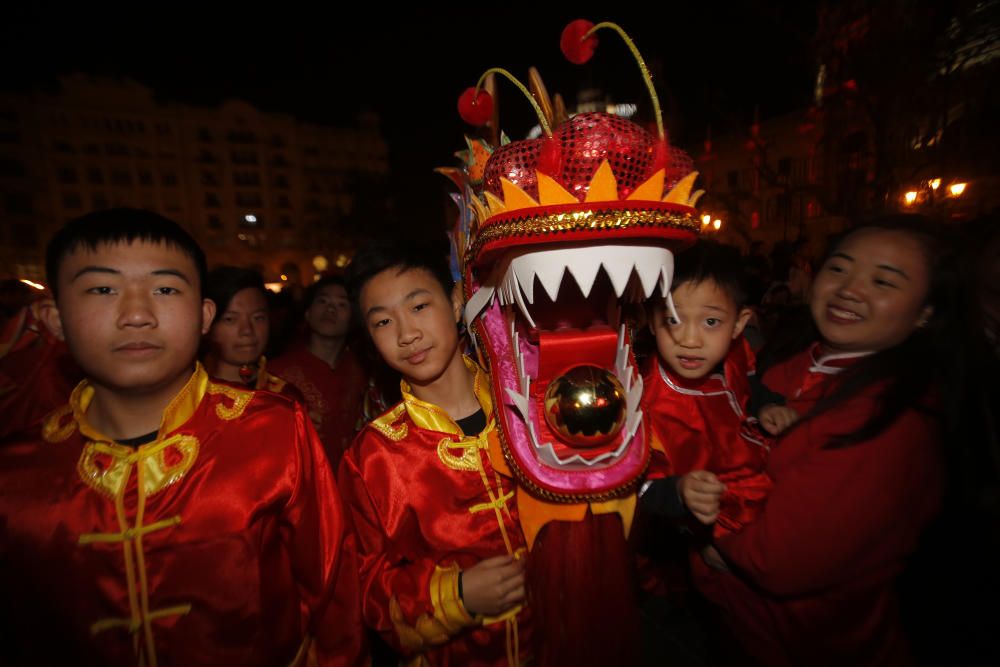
[270, 344, 367, 469]
[643, 337, 772, 538]
[0, 301, 81, 439]
[0, 364, 364, 667]
[695, 345, 943, 666]
[338, 357, 530, 667]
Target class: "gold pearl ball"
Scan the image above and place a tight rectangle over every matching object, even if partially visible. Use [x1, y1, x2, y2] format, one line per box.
[543, 365, 627, 448]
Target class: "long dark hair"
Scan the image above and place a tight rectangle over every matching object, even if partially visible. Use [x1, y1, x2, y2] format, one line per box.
[781, 215, 963, 448]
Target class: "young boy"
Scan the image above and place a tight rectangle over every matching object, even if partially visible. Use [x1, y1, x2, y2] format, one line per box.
[340, 239, 529, 666]
[269, 275, 368, 468]
[0, 209, 364, 666]
[639, 241, 796, 536]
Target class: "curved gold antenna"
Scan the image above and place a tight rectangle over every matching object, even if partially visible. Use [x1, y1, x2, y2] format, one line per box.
[581, 21, 664, 139]
[553, 93, 569, 126]
[528, 67, 555, 128]
[473, 68, 552, 137]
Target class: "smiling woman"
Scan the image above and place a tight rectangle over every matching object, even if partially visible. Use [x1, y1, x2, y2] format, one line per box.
[697, 215, 967, 666]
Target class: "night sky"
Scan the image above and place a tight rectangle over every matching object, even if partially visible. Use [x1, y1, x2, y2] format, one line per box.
[1, 3, 819, 227]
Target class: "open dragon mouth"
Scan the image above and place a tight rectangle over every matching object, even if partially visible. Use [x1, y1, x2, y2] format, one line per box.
[466, 242, 674, 500]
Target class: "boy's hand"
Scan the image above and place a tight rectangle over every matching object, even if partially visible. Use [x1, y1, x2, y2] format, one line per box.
[679, 471, 725, 525]
[759, 404, 799, 435]
[461, 554, 525, 616]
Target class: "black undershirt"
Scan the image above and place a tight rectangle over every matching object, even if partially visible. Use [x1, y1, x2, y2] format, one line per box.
[455, 409, 486, 437]
[115, 430, 158, 448]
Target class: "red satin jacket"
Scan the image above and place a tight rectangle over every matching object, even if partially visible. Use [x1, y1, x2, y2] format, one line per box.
[0, 364, 365, 666]
[338, 357, 530, 667]
[643, 336, 773, 538]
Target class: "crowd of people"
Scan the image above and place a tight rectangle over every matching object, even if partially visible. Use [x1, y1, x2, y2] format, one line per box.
[0, 206, 997, 666]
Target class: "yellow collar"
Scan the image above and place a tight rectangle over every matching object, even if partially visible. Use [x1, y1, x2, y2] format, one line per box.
[399, 356, 492, 436]
[71, 363, 210, 444]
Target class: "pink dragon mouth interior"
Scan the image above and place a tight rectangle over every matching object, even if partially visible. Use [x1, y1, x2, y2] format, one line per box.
[468, 242, 674, 498]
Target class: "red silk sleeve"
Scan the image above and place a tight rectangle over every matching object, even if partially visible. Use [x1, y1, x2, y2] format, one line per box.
[286, 403, 366, 665]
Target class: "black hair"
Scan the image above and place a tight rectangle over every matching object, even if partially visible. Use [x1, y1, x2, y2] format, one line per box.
[344, 238, 454, 308]
[204, 266, 266, 317]
[670, 239, 749, 308]
[45, 208, 207, 299]
[303, 274, 348, 310]
[785, 215, 964, 448]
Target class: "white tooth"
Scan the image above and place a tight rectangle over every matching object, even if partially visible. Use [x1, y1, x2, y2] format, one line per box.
[666, 290, 680, 323]
[602, 260, 634, 298]
[512, 331, 524, 380]
[522, 374, 531, 401]
[658, 263, 673, 297]
[464, 286, 495, 330]
[627, 374, 643, 416]
[635, 257, 665, 299]
[566, 259, 603, 298]
[626, 410, 643, 439]
[532, 261, 566, 302]
[513, 262, 537, 304]
[505, 388, 530, 421]
[511, 279, 537, 329]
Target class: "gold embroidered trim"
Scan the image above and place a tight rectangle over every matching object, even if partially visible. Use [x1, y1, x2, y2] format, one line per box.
[369, 403, 409, 442]
[42, 403, 76, 442]
[437, 437, 486, 472]
[76, 435, 200, 499]
[472, 207, 698, 260]
[206, 382, 253, 421]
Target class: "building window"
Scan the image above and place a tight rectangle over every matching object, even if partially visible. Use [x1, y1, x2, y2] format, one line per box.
[202, 171, 219, 187]
[0, 158, 26, 178]
[272, 153, 289, 167]
[92, 193, 109, 210]
[205, 192, 221, 207]
[83, 143, 100, 155]
[53, 141, 75, 154]
[198, 127, 213, 142]
[233, 171, 260, 186]
[111, 169, 132, 187]
[161, 171, 179, 187]
[228, 131, 257, 144]
[235, 192, 262, 207]
[279, 215, 293, 229]
[57, 167, 78, 184]
[138, 170, 153, 186]
[62, 192, 82, 209]
[273, 173, 289, 188]
[231, 150, 258, 165]
[208, 214, 222, 230]
[87, 167, 104, 185]
[271, 135, 286, 148]
[11, 222, 37, 247]
[0, 130, 21, 144]
[198, 150, 218, 163]
[5, 191, 33, 215]
[276, 195, 291, 209]
[726, 170, 738, 190]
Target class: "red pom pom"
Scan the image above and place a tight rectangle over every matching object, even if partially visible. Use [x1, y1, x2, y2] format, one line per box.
[561, 19, 598, 65]
[458, 87, 494, 126]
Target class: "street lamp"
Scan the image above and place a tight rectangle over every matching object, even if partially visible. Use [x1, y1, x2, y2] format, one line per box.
[929, 178, 941, 190]
[713, 219, 722, 230]
[701, 214, 711, 226]
[904, 191, 918, 205]
[949, 182, 967, 197]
